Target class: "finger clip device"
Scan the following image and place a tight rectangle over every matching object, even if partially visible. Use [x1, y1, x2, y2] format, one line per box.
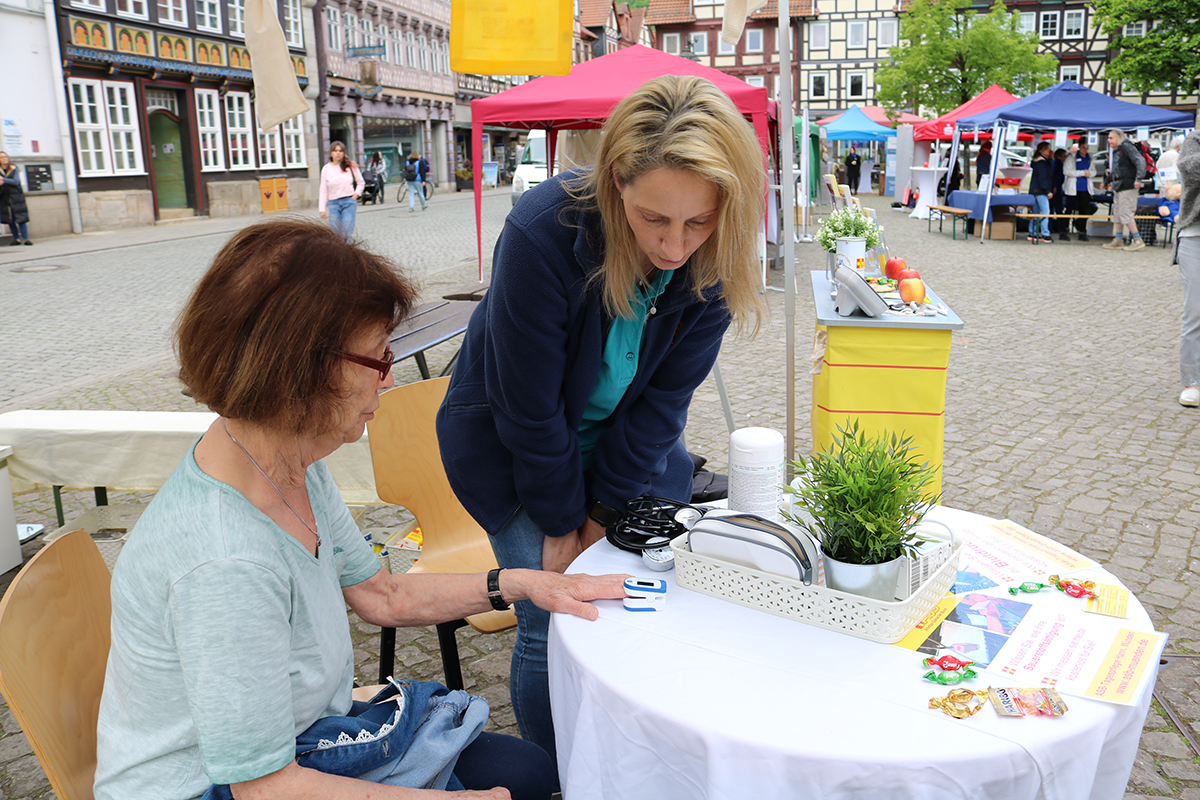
[623, 577, 666, 612]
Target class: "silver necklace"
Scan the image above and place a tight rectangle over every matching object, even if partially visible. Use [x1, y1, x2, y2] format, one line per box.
[222, 421, 321, 551]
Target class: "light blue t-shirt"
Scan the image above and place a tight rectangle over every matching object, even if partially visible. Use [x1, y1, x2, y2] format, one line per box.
[93, 443, 382, 800]
[578, 268, 674, 470]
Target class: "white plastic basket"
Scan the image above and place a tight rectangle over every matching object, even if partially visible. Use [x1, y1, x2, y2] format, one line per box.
[44, 503, 146, 573]
[671, 532, 964, 644]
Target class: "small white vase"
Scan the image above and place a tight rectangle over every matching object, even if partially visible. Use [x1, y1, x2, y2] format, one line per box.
[823, 551, 902, 601]
[835, 236, 867, 275]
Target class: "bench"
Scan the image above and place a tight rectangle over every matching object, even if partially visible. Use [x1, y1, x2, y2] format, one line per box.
[389, 300, 476, 380]
[926, 205, 973, 240]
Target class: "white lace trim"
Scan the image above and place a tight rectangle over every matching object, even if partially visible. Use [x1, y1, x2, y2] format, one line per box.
[316, 715, 397, 749]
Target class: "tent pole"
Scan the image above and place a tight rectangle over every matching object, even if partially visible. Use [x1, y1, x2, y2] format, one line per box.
[978, 121, 1001, 244]
[799, 106, 813, 243]
[779, 0, 797, 465]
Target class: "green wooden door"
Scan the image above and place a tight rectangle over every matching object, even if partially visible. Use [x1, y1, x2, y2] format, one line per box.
[149, 112, 186, 209]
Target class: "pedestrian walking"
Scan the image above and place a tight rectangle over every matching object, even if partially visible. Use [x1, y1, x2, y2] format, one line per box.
[1173, 131, 1200, 407]
[0, 151, 32, 246]
[1028, 142, 1054, 244]
[435, 74, 765, 767]
[404, 152, 427, 212]
[844, 146, 862, 194]
[1063, 142, 1095, 241]
[318, 141, 362, 241]
[1103, 129, 1147, 251]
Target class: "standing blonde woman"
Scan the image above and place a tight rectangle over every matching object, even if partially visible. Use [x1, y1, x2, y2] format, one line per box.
[436, 74, 764, 763]
[319, 141, 363, 240]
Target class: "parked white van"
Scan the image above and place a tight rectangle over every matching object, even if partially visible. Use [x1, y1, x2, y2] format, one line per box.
[511, 130, 547, 207]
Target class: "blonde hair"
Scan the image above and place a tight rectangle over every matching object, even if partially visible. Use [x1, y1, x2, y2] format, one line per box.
[572, 75, 764, 334]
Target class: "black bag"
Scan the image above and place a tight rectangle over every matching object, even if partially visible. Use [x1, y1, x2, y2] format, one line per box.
[688, 452, 728, 503]
[404, 162, 418, 181]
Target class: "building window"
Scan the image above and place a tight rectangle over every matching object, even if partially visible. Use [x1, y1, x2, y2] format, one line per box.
[1063, 10, 1084, 38]
[156, 0, 186, 26]
[116, 0, 147, 20]
[68, 79, 145, 176]
[662, 32, 680, 54]
[746, 28, 763, 53]
[258, 123, 282, 169]
[195, 89, 224, 171]
[419, 36, 429, 70]
[1040, 11, 1059, 39]
[405, 31, 417, 66]
[377, 24, 389, 61]
[809, 71, 828, 99]
[847, 20, 866, 48]
[1123, 21, 1146, 36]
[282, 115, 305, 167]
[848, 71, 866, 99]
[719, 35, 735, 54]
[810, 21, 829, 50]
[327, 8, 341, 51]
[282, 0, 303, 46]
[689, 32, 707, 56]
[1018, 12, 1035, 35]
[344, 14, 358, 47]
[877, 18, 898, 48]
[693, 0, 717, 5]
[195, 0, 220, 31]
[224, 91, 255, 169]
[393, 28, 403, 64]
[361, 18, 373, 47]
[71, 0, 105, 10]
[1060, 64, 1082, 83]
[441, 40, 451, 73]
[746, 75, 764, 88]
[145, 88, 178, 115]
[228, 0, 244, 37]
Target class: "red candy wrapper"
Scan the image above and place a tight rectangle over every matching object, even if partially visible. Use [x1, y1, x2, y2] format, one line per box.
[924, 655, 975, 671]
[988, 687, 1069, 717]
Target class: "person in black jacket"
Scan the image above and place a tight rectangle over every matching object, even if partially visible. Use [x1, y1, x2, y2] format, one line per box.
[1028, 142, 1055, 244]
[1051, 148, 1068, 239]
[0, 152, 31, 246]
[844, 146, 862, 194]
[975, 141, 993, 188]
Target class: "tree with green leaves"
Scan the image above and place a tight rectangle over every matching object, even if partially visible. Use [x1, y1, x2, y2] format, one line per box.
[875, 0, 1058, 117]
[1091, 0, 1200, 116]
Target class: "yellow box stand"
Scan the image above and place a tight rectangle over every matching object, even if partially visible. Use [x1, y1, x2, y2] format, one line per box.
[809, 272, 964, 500]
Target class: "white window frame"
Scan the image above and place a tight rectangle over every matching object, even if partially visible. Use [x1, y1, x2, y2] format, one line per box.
[746, 27, 763, 53]
[405, 31, 416, 66]
[810, 21, 829, 51]
[441, 40, 450, 74]
[847, 71, 866, 99]
[69, 79, 110, 175]
[809, 71, 828, 99]
[361, 17, 373, 47]
[105, 83, 142, 173]
[282, 0, 303, 46]
[282, 115, 306, 167]
[1040, 11, 1059, 40]
[156, 0, 186, 27]
[116, 0, 148, 21]
[71, 0, 105, 10]
[693, 0, 717, 5]
[1123, 21, 1146, 36]
[1063, 9, 1084, 39]
[393, 27, 404, 64]
[378, 24, 389, 62]
[344, 13, 358, 48]
[745, 75, 764, 88]
[688, 31, 707, 56]
[68, 79, 145, 176]
[1018, 12, 1036, 35]
[258, 124, 282, 169]
[195, 0, 220, 32]
[195, 88, 225, 172]
[661, 32, 680, 55]
[719, 36, 736, 54]
[326, 7, 341, 51]
[228, 0, 244, 38]
[1060, 64, 1082, 83]
[877, 18, 898, 48]
[847, 20, 867, 49]
[419, 35, 430, 70]
[224, 91, 256, 170]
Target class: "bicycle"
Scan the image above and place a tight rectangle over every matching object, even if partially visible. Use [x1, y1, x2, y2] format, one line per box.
[397, 180, 435, 204]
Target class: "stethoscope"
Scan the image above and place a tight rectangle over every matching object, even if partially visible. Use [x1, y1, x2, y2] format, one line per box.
[604, 496, 705, 553]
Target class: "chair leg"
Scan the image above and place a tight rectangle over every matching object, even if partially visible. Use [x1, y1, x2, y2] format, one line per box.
[436, 619, 469, 690]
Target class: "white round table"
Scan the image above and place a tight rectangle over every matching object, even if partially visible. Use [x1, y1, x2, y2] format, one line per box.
[908, 166, 947, 220]
[549, 506, 1154, 800]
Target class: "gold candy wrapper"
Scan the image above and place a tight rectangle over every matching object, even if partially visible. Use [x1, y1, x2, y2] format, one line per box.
[929, 689, 988, 719]
[988, 687, 1069, 717]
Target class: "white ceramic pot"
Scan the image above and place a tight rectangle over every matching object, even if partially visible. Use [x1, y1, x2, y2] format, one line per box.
[835, 236, 867, 275]
[823, 550, 902, 601]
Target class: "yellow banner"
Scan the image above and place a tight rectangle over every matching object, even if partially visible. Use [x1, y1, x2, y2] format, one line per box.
[451, 0, 573, 76]
[1087, 628, 1165, 704]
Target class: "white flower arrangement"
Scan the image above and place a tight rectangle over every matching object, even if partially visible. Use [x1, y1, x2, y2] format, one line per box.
[816, 206, 881, 253]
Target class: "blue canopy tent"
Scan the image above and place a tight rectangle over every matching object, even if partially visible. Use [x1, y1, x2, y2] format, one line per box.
[821, 104, 897, 141]
[956, 80, 1193, 131]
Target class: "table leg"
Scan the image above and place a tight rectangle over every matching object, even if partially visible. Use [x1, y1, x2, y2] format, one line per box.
[95, 487, 108, 506]
[53, 485, 64, 527]
[378, 626, 396, 683]
[413, 353, 432, 381]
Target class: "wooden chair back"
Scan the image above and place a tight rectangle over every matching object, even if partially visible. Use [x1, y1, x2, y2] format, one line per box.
[367, 377, 515, 633]
[0, 530, 111, 800]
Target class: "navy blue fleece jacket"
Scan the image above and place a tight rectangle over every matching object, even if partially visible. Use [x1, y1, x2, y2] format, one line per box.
[436, 170, 731, 537]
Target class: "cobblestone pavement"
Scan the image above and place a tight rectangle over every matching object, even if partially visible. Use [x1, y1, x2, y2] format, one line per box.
[1, 188, 1199, 798]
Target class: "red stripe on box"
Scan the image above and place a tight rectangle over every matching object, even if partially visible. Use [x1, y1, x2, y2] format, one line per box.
[816, 405, 945, 417]
[823, 360, 947, 371]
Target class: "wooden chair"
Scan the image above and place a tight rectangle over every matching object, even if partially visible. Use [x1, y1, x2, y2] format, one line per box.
[0, 530, 111, 800]
[367, 377, 516, 690]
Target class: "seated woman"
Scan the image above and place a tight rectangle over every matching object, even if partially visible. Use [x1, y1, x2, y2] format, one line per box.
[92, 217, 627, 800]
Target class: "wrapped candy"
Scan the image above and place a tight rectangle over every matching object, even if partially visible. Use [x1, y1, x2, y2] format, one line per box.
[923, 668, 978, 685]
[988, 687, 1069, 717]
[929, 688, 988, 719]
[1048, 574, 1097, 599]
[1008, 581, 1048, 596]
[924, 655, 975, 671]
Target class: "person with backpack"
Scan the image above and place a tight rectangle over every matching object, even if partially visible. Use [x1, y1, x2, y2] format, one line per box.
[404, 151, 427, 212]
[1104, 129, 1148, 251]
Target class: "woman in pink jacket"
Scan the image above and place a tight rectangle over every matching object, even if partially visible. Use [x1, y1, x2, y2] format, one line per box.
[319, 141, 363, 241]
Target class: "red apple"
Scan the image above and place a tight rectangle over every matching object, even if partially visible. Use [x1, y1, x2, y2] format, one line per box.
[884, 256, 907, 280]
[897, 268, 922, 282]
[899, 278, 927, 303]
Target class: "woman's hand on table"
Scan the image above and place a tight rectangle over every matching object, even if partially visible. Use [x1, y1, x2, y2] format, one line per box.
[505, 568, 629, 621]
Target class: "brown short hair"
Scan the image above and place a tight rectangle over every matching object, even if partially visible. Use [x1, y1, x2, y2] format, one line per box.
[176, 217, 417, 434]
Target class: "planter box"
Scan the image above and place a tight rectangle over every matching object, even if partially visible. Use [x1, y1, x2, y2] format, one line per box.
[456, 179, 473, 191]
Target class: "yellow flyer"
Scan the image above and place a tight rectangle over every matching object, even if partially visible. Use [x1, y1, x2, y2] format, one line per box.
[1087, 628, 1168, 704]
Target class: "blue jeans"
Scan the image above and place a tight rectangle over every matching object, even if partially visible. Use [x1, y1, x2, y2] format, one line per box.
[407, 179, 426, 210]
[327, 195, 357, 240]
[8, 222, 27, 241]
[1032, 194, 1050, 238]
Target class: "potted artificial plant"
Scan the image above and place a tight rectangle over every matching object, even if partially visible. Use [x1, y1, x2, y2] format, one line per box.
[816, 206, 882, 278]
[783, 421, 939, 601]
[455, 166, 473, 192]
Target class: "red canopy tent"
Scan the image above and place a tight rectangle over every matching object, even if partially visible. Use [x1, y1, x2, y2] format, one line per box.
[816, 105, 925, 127]
[469, 45, 774, 269]
[912, 85, 1018, 141]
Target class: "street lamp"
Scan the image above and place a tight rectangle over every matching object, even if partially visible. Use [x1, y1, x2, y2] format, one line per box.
[681, 39, 701, 62]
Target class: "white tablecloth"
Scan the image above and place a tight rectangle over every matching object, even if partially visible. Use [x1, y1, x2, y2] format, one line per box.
[549, 506, 1152, 800]
[0, 410, 383, 505]
[909, 167, 948, 220]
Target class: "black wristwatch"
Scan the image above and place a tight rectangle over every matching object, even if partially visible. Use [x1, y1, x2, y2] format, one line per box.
[586, 496, 623, 528]
[487, 568, 510, 611]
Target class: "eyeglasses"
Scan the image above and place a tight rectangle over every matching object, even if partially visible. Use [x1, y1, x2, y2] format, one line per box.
[332, 346, 394, 381]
